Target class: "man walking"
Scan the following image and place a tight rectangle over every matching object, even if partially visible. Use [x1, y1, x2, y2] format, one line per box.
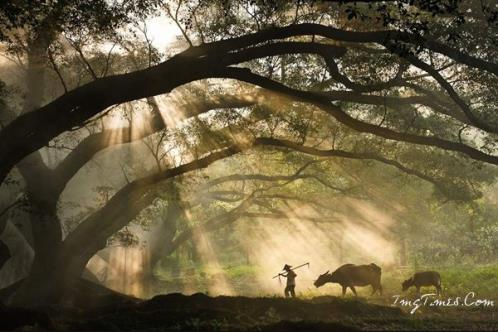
[281, 264, 297, 298]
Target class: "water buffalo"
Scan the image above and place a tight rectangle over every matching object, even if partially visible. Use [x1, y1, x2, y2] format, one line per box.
[314, 263, 382, 296]
[402, 271, 442, 296]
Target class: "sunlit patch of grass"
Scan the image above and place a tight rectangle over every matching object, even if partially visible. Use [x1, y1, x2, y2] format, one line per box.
[437, 265, 498, 297]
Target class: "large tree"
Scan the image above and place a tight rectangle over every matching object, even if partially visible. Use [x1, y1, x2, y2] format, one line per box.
[0, 0, 497, 305]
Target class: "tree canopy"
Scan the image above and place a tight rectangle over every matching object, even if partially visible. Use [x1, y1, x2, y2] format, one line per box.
[0, 0, 497, 305]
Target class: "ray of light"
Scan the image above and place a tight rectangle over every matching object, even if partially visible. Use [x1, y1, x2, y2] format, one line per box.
[192, 228, 235, 296]
[236, 198, 400, 297]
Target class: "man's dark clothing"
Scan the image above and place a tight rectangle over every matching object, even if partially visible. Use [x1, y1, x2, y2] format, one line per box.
[283, 270, 296, 298]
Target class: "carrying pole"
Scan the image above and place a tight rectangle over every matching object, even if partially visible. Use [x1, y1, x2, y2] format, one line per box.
[272, 262, 309, 279]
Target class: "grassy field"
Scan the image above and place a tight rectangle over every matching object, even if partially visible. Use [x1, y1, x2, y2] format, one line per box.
[156, 264, 498, 298]
[153, 263, 497, 327]
[1, 266, 496, 331]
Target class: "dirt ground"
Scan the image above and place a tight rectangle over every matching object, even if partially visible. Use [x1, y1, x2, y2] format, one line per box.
[1, 291, 496, 331]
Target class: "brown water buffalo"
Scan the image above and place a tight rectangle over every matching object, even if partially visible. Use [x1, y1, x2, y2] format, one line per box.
[402, 271, 442, 296]
[314, 263, 382, 296]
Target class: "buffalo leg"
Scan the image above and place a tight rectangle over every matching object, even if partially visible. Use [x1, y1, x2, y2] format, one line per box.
[342, 286, 347, 297]
[436, 284, 442, 297]
[371, 284, 382, 296]
[350, 286, 357, 296]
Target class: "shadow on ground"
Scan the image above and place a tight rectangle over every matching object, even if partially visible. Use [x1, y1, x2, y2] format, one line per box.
[0, 281, 496, 331]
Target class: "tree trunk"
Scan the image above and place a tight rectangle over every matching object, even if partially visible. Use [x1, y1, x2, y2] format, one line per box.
[6, 35, 66, 306]
[148, 183, 183, 268]
[142, 182, 183, 296]
[6, 208, 65, 306]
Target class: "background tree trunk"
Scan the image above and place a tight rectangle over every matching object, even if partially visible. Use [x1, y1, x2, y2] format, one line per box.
[6, 35, 66, 306]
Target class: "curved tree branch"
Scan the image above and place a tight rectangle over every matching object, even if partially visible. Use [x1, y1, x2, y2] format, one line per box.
[61, 133, 450, 263]
[256, 137, 444, 192]
[222, 67, 498, 165]
[325, 58, 406, 93]
[394, 47, 498, 134]
[1, 24, 496, 184]
[52, 91, 260, 197]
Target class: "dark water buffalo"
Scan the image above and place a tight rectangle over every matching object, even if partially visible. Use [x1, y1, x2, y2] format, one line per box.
[314, 263, 382, 296]
[402, 271, 442, 296]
